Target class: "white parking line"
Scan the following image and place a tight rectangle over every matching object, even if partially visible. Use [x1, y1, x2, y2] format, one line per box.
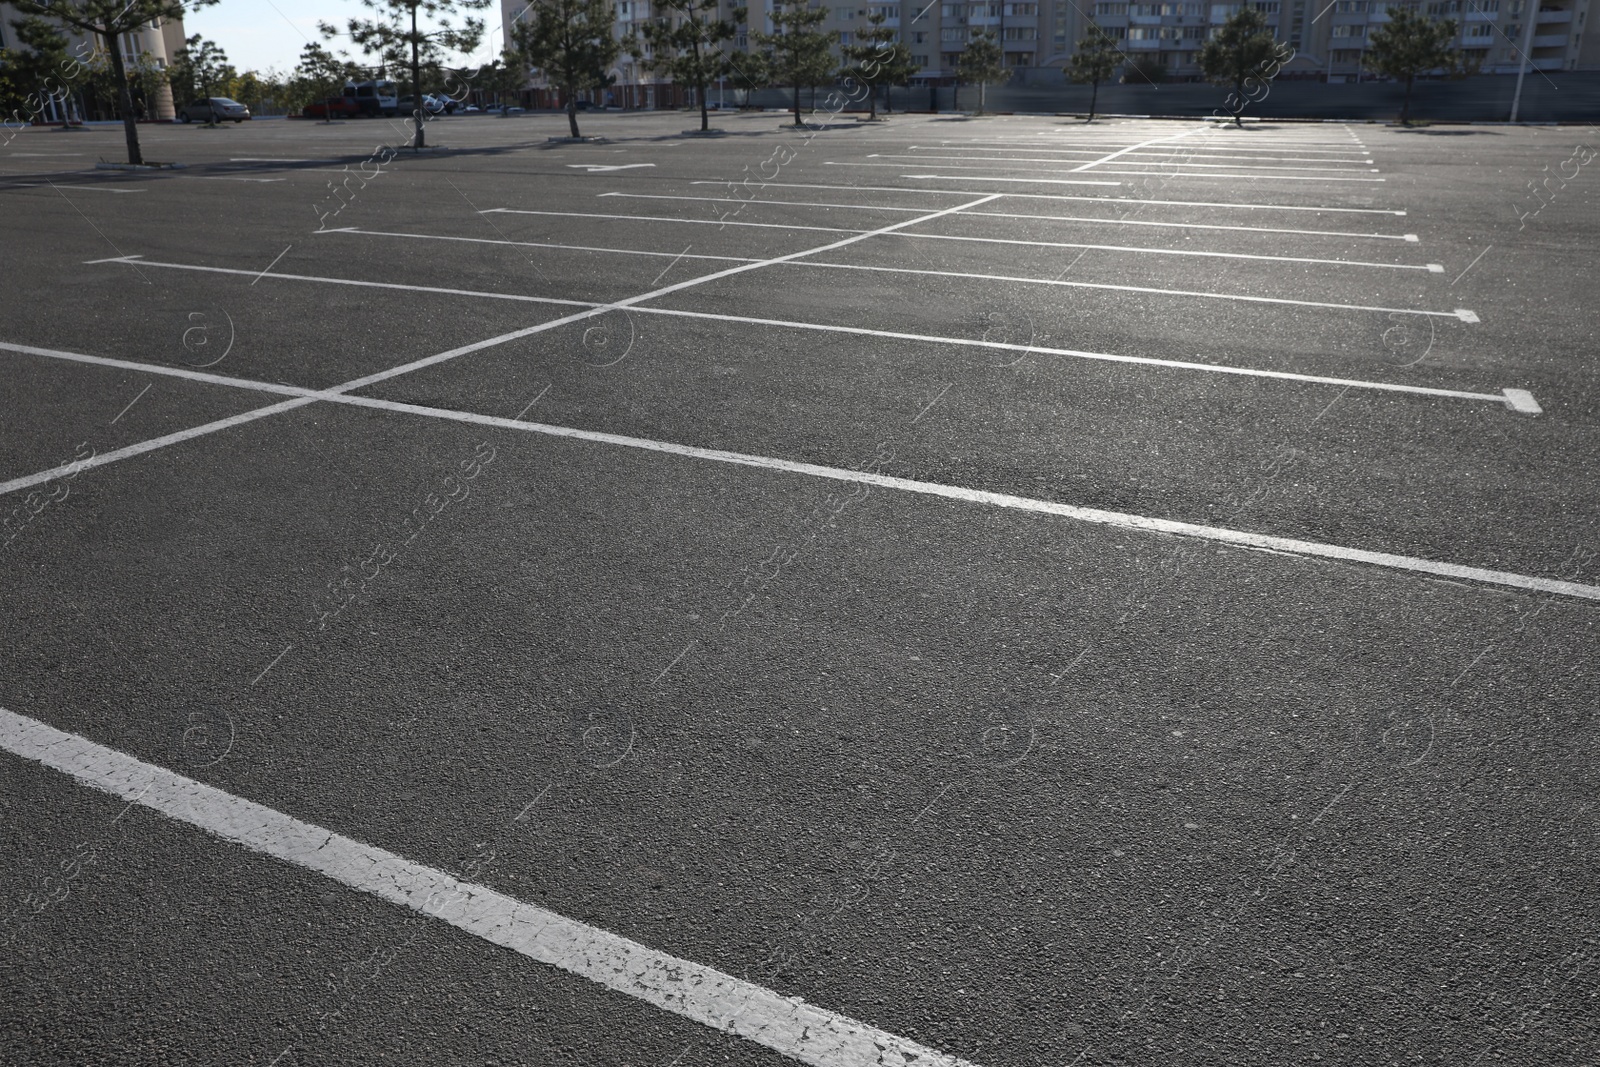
[472, 210, 1430, 270]
[866, 165, 1387, 183]
[15, 196, 1003, 493]
[0, 304, 1524, 427]
[322, 226, 759, 263]
[695, 182, 1408, 215]
[0, 358, 1564, 593]
[0, 707, 985, 1067]
[482, 207, 861, 233]
[602, 194, 1418, 241]
[877, 154, 1379, 173]
[788, 261, 1474, 318]
[916, 146, 1376, 164]
[1070, 127, 1213, 171]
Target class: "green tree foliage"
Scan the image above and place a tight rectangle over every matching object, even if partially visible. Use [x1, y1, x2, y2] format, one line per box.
[1366, 5, 1458, 124]
[1067, 22, 1119, 121]
[172, 35, 231, 123]
[514, 0, 620, 138]
[1197, 7, 1289, 126]
[634, 0, 737, 132]
[321, 0, 488, 148]
[289, 42, 356, 118]
[840, 10, 915, 119]
[753, 0, 836, 127]
[5, 16, 82, 128]
[724, 21, 771, 108]
[956, 30, 1005, 114]
[482, 47, 529, 110]
[13, 0, 218, 163]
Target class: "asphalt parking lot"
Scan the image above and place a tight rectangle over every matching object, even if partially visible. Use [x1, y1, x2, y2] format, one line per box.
[1, 108, 1597, 1066]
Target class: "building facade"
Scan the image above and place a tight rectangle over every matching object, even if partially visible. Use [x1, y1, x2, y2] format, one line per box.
[0, 3, 187, 120]
[499, 0, 1594, 104]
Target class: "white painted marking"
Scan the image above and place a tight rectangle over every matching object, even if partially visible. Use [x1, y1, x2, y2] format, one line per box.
[566, 162, 656, 172]
[0, 707, 986, 1067]
[835, 162, 1124, 184]
[1071, 126, 1212, 171]
[898, 169, 1385, 185]
[1, 310, 1528, 447]
[43, 185, 143, 194]
[693, 182, 1408, 216]
[12, 197, 1004, 492]
[483, 207, 860, 234]
[913, 146, 1376, 164]
[195, 176, 286, 183]
[1502, 388, 1542, 414]
[896, 233, 1438, 272]
[1085, 169, 1386, 183]
[84, 254, 145, 264]
[788, 262, 1477, 319]
[326, 226, 757, 264]
[604, 193, 1416, 241]
[348, 218, 1430, 272]
[884, 154, 1377, 173]
[229, 157, 322, 162]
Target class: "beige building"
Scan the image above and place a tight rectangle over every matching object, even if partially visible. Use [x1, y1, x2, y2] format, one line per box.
[499, 0, 1594, 100]
[0, 3, 187, 120]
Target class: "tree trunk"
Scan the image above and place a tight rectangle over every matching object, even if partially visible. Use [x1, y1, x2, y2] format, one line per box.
[1401, 75, 1414, 124]
[567, 92, 581, 137]
[1089, 78, 1098, 121]
[411, 11, 425, 148]
[103, 33, 142, 164]
[792, 83, 800, 126]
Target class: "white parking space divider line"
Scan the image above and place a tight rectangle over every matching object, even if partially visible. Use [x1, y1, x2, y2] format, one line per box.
[1070, 126, 1215, 171]
[482, 207, 864, 234]
[0, 343, 1567, 595]
[878, 154, 1379, 173]
[914, 146, 1377, 164]
[11, 196, 1005, 495]
[603, 193, 1418, 241]
[346, 218, 1432, 272]
[695, 182, 1408, 215]
[847, 164, 1386, 183]
[321, 226, 761, 264]
[0, 707, 986, 1067]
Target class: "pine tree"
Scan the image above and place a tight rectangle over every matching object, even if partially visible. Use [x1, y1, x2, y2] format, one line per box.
[1067, 23, 1119, 122]
[1366, 5, 1458, 125]
[956, 30, 1005, 115]
[635, 0, 738, 132]
[515, 0, 621, 138]
[753, 1, 837, 128]
[840, 10, 915, 119]
[13, 0, 218, 164]
[322, 0, 489, 148]
[1197, 7, 1288, 127]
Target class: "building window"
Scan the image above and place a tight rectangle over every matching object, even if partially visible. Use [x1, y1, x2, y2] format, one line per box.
[941, 26, 966, 39]
[1332, 23, 1365, 34]
[1096, 1, 1129, 12]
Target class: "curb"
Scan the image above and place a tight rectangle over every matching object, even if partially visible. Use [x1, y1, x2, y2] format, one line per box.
[94, 161, 186, 170]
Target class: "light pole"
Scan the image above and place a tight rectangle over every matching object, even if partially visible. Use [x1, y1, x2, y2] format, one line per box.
[1508, 0, 1538, 122]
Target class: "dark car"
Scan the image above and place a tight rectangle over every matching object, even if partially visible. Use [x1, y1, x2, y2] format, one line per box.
[178, 97, 251, 123]
[301, 96, 361, 120]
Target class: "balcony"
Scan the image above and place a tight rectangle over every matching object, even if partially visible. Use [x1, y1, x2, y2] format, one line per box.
[1126, 36, 1161, 47]
[1536, 6, 1572, 20]
[1531, 32, 1571, 45]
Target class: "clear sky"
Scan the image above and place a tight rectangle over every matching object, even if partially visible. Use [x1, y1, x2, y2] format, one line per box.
[181, 0, 504, 77]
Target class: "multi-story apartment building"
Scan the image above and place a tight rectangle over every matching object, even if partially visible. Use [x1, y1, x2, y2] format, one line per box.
[0, 3, 188, 120]
[500, 0, 1594, 102]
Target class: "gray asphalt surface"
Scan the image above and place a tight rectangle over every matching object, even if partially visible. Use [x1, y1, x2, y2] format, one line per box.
[1, 109, 1597, 1066]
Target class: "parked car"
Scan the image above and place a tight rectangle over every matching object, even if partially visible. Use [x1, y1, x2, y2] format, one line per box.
[484, 103, 525, 115]
[178, 97, 250, 123]
[300, 96, 360, 120]
[397, 95, 446, 115]
[458, 104, 481, 114]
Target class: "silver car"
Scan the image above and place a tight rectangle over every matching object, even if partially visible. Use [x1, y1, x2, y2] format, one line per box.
[177, 97, 251, 123]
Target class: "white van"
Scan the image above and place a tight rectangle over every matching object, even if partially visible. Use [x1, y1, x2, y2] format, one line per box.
[343, 80, 399, 117]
